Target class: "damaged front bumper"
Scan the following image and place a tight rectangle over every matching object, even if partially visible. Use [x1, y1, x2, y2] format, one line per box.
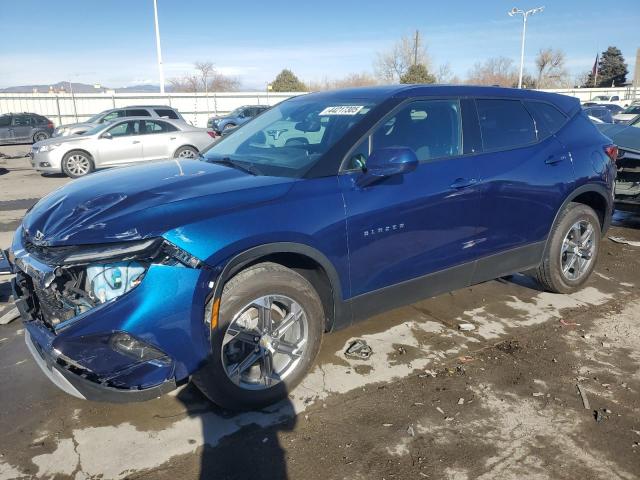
[9, 226, 214, 402]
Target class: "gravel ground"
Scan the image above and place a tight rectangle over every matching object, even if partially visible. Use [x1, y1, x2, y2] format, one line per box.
[0, 143, 639, 480]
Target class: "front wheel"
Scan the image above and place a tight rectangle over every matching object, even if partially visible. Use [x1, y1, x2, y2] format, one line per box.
[533, 202, 600, 293]
[193, 262, 324, 410]
[61, 150, 94, 178]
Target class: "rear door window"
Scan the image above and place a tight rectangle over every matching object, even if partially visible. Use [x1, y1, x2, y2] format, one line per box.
[107, 120, 139, 137]
[101, 110, 126, 122]
[140, 120, 177, 134]
[126, 109, 152, 117]
[524, 101, 567, 139]
[154, 108, 179, 119]
[0, 115, 12, 127]
[476, 99, 536, 150]
[12, 115, 32, 126]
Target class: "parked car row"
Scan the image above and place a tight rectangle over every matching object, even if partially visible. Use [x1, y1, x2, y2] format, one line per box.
[207, 105, 269, 134]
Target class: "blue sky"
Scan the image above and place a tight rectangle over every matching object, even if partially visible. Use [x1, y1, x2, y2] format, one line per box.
[1, 0, 638, 88]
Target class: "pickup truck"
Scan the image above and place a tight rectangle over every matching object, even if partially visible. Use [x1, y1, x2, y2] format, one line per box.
[583, 95, 631, 108]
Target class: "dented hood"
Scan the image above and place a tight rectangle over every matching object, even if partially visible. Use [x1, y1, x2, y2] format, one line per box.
[22, 159, 296, 246]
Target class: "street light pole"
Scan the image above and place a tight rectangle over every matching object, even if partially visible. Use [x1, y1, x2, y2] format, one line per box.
[152, 0, 166, 94]
[508, 6, 544, 89]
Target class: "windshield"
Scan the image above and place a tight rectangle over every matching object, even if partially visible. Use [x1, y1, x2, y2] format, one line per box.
[623, 106, 640, 115]
[83, 121, 114, 136]
[86, 110, 110, 124]
[203, 96, 377, 178]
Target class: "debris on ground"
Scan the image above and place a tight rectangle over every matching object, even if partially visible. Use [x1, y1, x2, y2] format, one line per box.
[496, 339, 521, 354]
[577, 384, 591, 410]
[532, 392, 545, 397]
[458, 355, 475, 363]
[458, 323, 476, 331]
[436, 407, 445, 415]
[407, 425, 415, 437]
[344, 339, 372, 360]
[560, 319, 580, 327]
[0, 307, 20, 325]
[457, 397, 465, 405]
[609, 236, 640, 247]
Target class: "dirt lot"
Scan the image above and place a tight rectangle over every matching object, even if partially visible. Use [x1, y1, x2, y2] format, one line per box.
[1, 144, 639, 480]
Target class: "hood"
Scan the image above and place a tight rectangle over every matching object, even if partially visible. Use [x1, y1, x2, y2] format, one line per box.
[597, 123, 640, 153]
[22, 159, 296, 247]
[34, 134, 94, 148]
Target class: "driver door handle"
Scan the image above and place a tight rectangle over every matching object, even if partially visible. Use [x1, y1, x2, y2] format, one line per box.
[132, 140, 141, 144]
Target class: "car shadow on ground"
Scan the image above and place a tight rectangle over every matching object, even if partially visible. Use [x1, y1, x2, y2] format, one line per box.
[176, 384, 296, 480]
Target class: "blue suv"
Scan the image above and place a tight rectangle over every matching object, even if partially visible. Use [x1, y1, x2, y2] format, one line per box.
[8, 86, 616, 409]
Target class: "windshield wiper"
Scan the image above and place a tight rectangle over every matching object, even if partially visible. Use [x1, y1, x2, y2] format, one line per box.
[208, 157, 261, 176]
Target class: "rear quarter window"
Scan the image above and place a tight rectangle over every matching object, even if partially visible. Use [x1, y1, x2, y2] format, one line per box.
[476, 99, 536, 150]
[126, 109, 152, 117]
[154, 108, 179, 119]
[524, 101, 567, 139]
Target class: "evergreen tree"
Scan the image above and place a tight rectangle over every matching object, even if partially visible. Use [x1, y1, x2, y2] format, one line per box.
[399, 64, 436, 84]
[583, 46, 628, 87]
[271, 69, 307, 92]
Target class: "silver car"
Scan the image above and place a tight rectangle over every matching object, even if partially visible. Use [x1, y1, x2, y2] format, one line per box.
[31, 117, 215, 178]
[53, 105, 184, 137]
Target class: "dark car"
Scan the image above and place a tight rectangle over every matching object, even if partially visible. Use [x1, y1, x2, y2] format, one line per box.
[598, 117, 640, 212]
[0, 113, 54, 144]
[207, 105, 269, 133]
[583, 106, 614, 124]
[8, 86, 615, 410]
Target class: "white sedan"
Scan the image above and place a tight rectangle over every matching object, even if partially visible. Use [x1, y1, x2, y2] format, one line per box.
[30, 117, 215, 178]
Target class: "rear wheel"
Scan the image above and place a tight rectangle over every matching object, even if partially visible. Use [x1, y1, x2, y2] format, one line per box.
[174, 146, 198, 158]
[33, 131, 49, 143]
[61, 150, 94, 178]
[533, 202, 600, 293]
[193, 262, 324, 410]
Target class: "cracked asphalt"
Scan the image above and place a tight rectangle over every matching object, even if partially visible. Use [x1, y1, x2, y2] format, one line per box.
[1, 144, 639, 480]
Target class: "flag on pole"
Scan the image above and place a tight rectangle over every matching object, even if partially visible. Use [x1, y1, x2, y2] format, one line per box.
[592, 54, 599, 86]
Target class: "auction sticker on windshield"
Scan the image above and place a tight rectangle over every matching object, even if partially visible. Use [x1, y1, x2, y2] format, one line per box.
[319, 105, 365, 115]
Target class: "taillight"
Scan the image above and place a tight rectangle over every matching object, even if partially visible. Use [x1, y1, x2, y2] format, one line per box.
[207, 131, 216, 138]
[47, 122, 54, 129]
[604, 145, 618, 163]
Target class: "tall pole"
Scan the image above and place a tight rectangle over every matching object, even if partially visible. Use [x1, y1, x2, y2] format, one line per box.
[508, 7, 544, 89]
[414, 30, 419, 66]
[152, 0, 166, 94]
[517, 15, 527, 89]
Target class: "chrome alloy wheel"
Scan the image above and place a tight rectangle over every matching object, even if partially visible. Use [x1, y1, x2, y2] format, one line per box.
[221, 295, 309, 390]
[560, 219, 596, 281]
[177, 148, 197, 158]
[65, 153, 91, 176]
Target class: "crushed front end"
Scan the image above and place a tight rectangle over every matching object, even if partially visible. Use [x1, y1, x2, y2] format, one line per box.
[615, 147, 640, 212]
[9, 227, 213, 402]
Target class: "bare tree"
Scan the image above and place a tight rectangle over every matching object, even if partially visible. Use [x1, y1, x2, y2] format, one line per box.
[169, 61, 240, 92]
[535, 48, 569, 88]
[435, 63, 460, 84]
[466, 57, 519, 86]
[308, 72, 378, 91]
[374, 31, 430, 83]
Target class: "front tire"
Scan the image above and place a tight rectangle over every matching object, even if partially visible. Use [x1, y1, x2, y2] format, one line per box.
[61, 150, 94, 178]
[193, 262, 324, 410]
[534, 202, 600, 293]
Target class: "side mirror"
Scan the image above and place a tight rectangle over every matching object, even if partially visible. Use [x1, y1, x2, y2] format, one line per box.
[357, 147, 418, 187]
[101, 132, 112, 139]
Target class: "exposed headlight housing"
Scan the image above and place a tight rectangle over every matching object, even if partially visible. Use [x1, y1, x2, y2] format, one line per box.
[38, 144, 61, 152]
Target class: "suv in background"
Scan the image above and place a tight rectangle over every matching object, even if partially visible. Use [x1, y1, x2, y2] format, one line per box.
[583, 105, 614, 124]
[9, 86, 615, 410]
[207, 105, 269, 133]
[0, 113, 54, 144]
[53, 106, 184, 137]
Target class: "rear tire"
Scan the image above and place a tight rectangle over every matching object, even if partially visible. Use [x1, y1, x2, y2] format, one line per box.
[61, 150, 94, 178]
[174, 146, 198, 158]
[533, 202, 600, 293]
[33, 131, 49, 143]
[193, 262, 324, 410]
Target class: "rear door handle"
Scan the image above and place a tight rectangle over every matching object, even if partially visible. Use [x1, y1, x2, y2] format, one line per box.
[169, 137, 176, 140]
[545, 153, 568, 165]
[450, 178, 478, 189]
[132, 140, 141, 144]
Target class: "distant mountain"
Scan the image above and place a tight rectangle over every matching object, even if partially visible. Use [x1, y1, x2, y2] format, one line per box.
[0, 81, 162, 94]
